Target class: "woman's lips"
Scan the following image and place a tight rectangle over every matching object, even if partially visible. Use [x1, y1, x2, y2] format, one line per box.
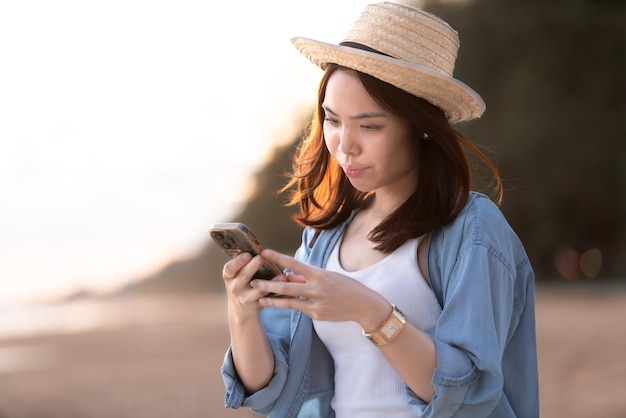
[342, 165, 367, 178]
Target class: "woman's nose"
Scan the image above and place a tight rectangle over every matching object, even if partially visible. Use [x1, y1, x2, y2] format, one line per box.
[339, 128, 358, 155]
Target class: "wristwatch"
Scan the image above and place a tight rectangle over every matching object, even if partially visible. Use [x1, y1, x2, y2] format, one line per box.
[362, 304, 406, 346]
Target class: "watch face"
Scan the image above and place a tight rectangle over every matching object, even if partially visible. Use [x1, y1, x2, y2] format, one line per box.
[364, 305, 406, 346]
[381, 318, 402, 339]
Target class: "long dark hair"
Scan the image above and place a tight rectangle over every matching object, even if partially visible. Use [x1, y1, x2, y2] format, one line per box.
[282, 64, 502, 253]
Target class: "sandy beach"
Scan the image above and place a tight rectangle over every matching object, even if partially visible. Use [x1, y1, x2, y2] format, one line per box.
[0, 285, 624, 418]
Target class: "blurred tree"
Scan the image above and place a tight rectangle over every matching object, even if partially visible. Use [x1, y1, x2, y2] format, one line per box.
[124, 0, 625, 296]
[425, 0, 626, 279]
[120, 127, 304, 295]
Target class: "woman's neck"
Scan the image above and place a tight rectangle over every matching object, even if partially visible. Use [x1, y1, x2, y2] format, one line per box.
[362, 190, 408, 221]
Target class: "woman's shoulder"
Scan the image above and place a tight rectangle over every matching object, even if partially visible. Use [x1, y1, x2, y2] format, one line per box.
[429, 192, 531, 290]
[462, 191, 508, 226]
[452, 192, 511, 234]
[434, 191, 525, 255]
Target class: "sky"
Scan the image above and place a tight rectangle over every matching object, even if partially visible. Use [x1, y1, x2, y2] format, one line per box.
[0, 0, 374, 306]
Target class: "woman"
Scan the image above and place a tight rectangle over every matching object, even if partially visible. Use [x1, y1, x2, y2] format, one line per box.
[221, 2, 538, 417]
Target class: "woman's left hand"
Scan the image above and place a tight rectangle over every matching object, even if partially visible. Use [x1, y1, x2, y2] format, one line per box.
[250, 249, 390, 329]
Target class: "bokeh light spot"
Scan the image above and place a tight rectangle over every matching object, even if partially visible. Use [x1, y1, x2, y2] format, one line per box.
[580, 248, 602, 278]
[554, 248, 581, 280]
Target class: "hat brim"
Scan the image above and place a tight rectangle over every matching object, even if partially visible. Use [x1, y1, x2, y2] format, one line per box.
[292, 37, 485, 123]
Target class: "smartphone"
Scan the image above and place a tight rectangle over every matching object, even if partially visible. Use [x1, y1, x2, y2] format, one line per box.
[209, 223, 283, 280]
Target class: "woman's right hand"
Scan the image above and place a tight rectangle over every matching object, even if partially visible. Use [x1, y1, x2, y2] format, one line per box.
[223, 253, 280, 392]
[222, 252, 284, 321]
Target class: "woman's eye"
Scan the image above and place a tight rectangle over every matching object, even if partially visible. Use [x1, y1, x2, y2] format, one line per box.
[324, 117, 340, 126]
[362, 125, 379, 131]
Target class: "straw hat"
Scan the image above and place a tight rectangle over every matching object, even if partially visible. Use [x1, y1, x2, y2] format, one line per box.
[291, 1, 485, 123]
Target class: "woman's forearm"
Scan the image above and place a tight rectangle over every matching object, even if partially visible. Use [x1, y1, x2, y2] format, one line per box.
[358, 299, 437, 402]
[378, 324, 437, 402]
[228, 310, 275, 394]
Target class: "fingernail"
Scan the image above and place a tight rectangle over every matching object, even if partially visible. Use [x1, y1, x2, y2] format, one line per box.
[242, 253, 252, 261]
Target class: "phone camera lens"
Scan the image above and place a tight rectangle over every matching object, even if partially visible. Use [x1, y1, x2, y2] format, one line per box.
[224, 238, 236, 249]
[215, 232, 237, 250]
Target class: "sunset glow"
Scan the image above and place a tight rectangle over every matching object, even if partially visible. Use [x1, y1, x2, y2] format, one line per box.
[0, 0, 371, 305]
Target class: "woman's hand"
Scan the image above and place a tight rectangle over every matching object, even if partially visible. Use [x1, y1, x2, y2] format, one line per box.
[222, 252, 286, 321]
[222, 252, 283, 393]
[251, 249, 390, 331]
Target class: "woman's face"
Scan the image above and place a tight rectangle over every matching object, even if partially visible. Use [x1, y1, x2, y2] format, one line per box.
[322, 69, 419, 199]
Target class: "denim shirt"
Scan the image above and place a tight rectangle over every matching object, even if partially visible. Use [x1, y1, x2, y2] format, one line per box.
[221, 192, 539, 417]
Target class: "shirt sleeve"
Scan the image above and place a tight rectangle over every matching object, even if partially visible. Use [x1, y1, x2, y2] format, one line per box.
[429, 244, 515, 417]
[221, 306, 293, 413]
[221, 229, 314, 412]
[411, 198, 522, 417]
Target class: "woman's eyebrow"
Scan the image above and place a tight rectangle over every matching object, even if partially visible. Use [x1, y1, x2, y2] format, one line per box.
[322, 104, 386, 120]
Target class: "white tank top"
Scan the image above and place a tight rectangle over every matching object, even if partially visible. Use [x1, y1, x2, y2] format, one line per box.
[313, 236, 442, 418]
